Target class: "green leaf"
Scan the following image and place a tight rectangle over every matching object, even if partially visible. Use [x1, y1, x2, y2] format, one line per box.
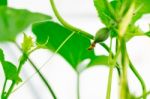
[1, 61, 22, 83]
[0, 0, 7, 6]
[88, 55, 109, 67]
[110, 0, 121, 14]
[32, 21, 96, 69]
[0, 6, 51, 42]
[124, 25, 144, 41]
[0, 48, 5, 61]
[94, 0, 115, 26]
[132, 0, 150, 23]
[21, 34, 34, 53]
[145, 31, 150, 37]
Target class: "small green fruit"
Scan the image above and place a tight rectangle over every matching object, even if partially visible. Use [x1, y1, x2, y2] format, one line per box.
[88, 28, 109, 50]
[94, 28, 109, 43]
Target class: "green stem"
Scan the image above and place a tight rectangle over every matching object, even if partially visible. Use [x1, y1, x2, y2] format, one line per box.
[106, 66, 114, 99]
[129, 60, 147, 99]
[101, 39, 147, 99]
[106, 38, 121, 99]
[125, 44, 147, 99]
[120, 38, 129, 99]
[0, 0, 7, 6]
[5, 52, 27, 98]
[100, 42, 121, 77]
[106, 38, 113, 99]
[100, 43, 110, 52]
[77, 72, 80, 99]
[1, 79, 7, 98]
[14, 43, 57, 99]
[5, 81, 15, 99]
[29, 59, 57, 99]
[49, 0, 94, 39]
[137, 91, 150, 99]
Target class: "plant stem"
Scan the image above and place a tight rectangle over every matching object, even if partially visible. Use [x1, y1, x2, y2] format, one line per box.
[101, 39, 147, 99]
[0, 0, 7, 6]
[28, 59, 57, 99]
[106, 66, 114, 99]
[106, 37, 113, 99]
[5, 81, 15, 98]
[1, 79, 7, 98]
[49, 0, 94, 39]
[5, 52, 28, 98]
[100, 43, 110, 52]
[77, 72, 80, 99]
[14, 42, 57, 99]
[120, 38, 129, 99]
[137, 91, 150, 99]
[125, 44, 147, 99]
[129, 60, 147, 99]
[100, 42, 121, 77]
[106, 38, 121, 99]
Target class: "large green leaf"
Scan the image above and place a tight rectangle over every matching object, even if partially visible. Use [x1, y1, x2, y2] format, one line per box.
[0, 6, 51, 42]
[88, 55, 109, 67]
[0, 0, 7, 6]
[32, 21, 110, 69]
[110, 0, 121, 12]
[32, 21, 96, 69]
[94, 0, 115, 26]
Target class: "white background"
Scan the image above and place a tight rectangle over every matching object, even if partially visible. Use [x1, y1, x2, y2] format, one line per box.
[0, 0, 150, 99]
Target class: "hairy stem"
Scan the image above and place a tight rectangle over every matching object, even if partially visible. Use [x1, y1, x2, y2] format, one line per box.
[14, 42, 57, 99]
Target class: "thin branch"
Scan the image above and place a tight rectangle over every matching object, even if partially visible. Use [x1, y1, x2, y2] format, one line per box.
[14, 43, 57, 99]
[49, 0, 94, 39]
[137, 91, 150, 99]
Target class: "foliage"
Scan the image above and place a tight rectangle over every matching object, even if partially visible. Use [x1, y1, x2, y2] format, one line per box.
[0, 0, 150, 99]
[0, 6, 51, 42]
